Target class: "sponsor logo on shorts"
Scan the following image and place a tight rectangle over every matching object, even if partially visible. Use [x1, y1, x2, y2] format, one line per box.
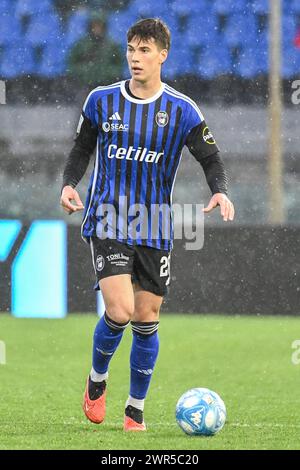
[106, 253, 129, 267]
[96, 255, 105, 271]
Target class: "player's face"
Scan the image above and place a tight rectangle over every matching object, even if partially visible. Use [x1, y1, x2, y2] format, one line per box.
[127, 37, 167, 82]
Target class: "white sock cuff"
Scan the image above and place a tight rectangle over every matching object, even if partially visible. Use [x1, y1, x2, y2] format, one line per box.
[126, 396, 145, 411]
[90, 367, 108, 383]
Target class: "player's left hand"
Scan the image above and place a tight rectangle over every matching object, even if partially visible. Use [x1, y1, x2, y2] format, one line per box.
[203, 193, 235, 222]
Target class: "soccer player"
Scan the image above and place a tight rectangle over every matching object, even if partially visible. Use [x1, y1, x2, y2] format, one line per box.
[60, 18, 234, 431]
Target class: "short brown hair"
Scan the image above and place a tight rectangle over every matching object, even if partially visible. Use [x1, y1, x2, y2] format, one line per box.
[127, 18, 171, 51]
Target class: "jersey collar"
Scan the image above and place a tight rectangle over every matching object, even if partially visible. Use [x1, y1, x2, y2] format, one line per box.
[120, 80, 165, 104]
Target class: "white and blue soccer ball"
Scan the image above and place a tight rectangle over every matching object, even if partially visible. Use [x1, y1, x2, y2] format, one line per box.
[175, 388, 226, 436]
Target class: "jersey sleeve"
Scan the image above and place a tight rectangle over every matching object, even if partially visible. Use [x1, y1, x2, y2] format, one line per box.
[62, 93, 98, 190]
[78, 91, 98, 132]
[184, 102, 219, 162]
[74, 91, 98, 148]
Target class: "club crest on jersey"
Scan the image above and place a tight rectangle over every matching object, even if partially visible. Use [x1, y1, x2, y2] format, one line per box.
[96, 255, 105, 271]
[202, 126, 216, 145]
[155, 111, 169, 127]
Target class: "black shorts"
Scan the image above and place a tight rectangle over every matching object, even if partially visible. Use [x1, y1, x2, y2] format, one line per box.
[90, 237, 171, 297]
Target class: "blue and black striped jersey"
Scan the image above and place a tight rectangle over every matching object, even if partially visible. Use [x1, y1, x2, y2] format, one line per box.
[73, 80, 222, 251]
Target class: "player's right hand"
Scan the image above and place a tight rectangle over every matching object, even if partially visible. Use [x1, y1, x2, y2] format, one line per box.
[60, 185, 84, 215]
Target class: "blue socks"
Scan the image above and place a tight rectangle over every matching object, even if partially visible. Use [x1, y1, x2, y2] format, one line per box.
[129, 322, 159, 400]
[92, 314, 159, 408]
[92, 312, 129, 375]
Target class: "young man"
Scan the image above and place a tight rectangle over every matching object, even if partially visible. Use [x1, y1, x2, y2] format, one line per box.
[61, 18, 234, 432]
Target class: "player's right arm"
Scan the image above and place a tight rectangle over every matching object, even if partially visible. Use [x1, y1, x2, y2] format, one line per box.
[61, 100, 98, 215]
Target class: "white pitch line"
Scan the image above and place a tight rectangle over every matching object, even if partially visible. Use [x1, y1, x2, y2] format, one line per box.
[61, 421, 300, 429]
[229, 422, 300, 429]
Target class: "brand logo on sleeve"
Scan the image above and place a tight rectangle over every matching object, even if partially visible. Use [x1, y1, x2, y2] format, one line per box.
[202, 126, 216, 145]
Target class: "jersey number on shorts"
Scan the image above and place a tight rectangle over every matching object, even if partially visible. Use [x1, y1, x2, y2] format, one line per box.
[160, 255, 171, 285]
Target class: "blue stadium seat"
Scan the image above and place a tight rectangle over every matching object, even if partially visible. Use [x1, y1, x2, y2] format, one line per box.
[126, 0, 169, 18]
[282, 45, 300, 78]
[224, 13, 257, 48]
[0, 13, 22, 46]
[15, 0, 53, 17]
[213, 0, 249, 14]
[122, 61, 129, 78]
[234, 46, 261, 78]
[212, 0, 245, 15]
[107, 11, 137, 45]
[282, 14, 297, 45]
[170, 0, 206, 16]
[65, 8, 89, 47]
[127, 1, 153, 18]
[175, 46, 195, 74]
[185, 26, 218, 49]
[0, 42, 37, 78]
[26, 12, 62, 46]
[255, 44, 269, 74]
[37, 42, 67, 77]
[185, 27, 204, 48]
[162, 53, 182, 79]
[0, 0, 14, 15]
[187, 14, 219, 46]
[291, 0, 300, 14]
[200, 45, 232, 78]
[252, 0, 269, 14]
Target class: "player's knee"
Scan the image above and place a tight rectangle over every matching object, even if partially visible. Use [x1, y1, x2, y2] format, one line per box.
[106, 303, 134, 324]
[134, 304, 160, 322]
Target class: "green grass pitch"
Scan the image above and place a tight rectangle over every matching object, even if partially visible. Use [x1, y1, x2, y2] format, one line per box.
[1, 313, 300, 450]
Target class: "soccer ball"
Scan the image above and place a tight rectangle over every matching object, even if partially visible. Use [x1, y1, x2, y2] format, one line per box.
[175, 388, 226, 436]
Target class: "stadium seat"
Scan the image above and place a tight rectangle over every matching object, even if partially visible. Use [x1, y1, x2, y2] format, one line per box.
[126, 0, 169, 18]
[0, 13, 22, 46]
[196, 44, 232, 79]
[15, 0, 54, 17]
[213, 0, 249, 14]
[175, 46, 195, 75]
[234, 46, 261, 78]
[185, 26, 218, 49]
[37, 42, 67, 77]
[0, 42, 37, 78]
[291, 0, 300, 14]
[224, 13, 257, 48]
[126, 0, 157, 19]
[107, 11, 137, 45]
[170, 0, 205, 16]
[255, 44, 269, 75]
[0, 0, 13, 15]
[187, 14, 219, 46]
[282, 45, 300, 78]
[252, 0, 269, 15]
[26, 12, 62, 46]
[65, 8, 89, 48]
[282, 14, 297, 45]
[162, 53, 182, 79]
[282, 0, 300, 15]
[212, 0, 241, 15]
[185, 27, 205, 48]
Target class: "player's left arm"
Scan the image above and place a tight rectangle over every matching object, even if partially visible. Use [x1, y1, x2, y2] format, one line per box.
[184, 110, 235, 222]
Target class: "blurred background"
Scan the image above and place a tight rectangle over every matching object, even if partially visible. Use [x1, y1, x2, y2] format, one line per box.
[0, 0, 299, 316]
